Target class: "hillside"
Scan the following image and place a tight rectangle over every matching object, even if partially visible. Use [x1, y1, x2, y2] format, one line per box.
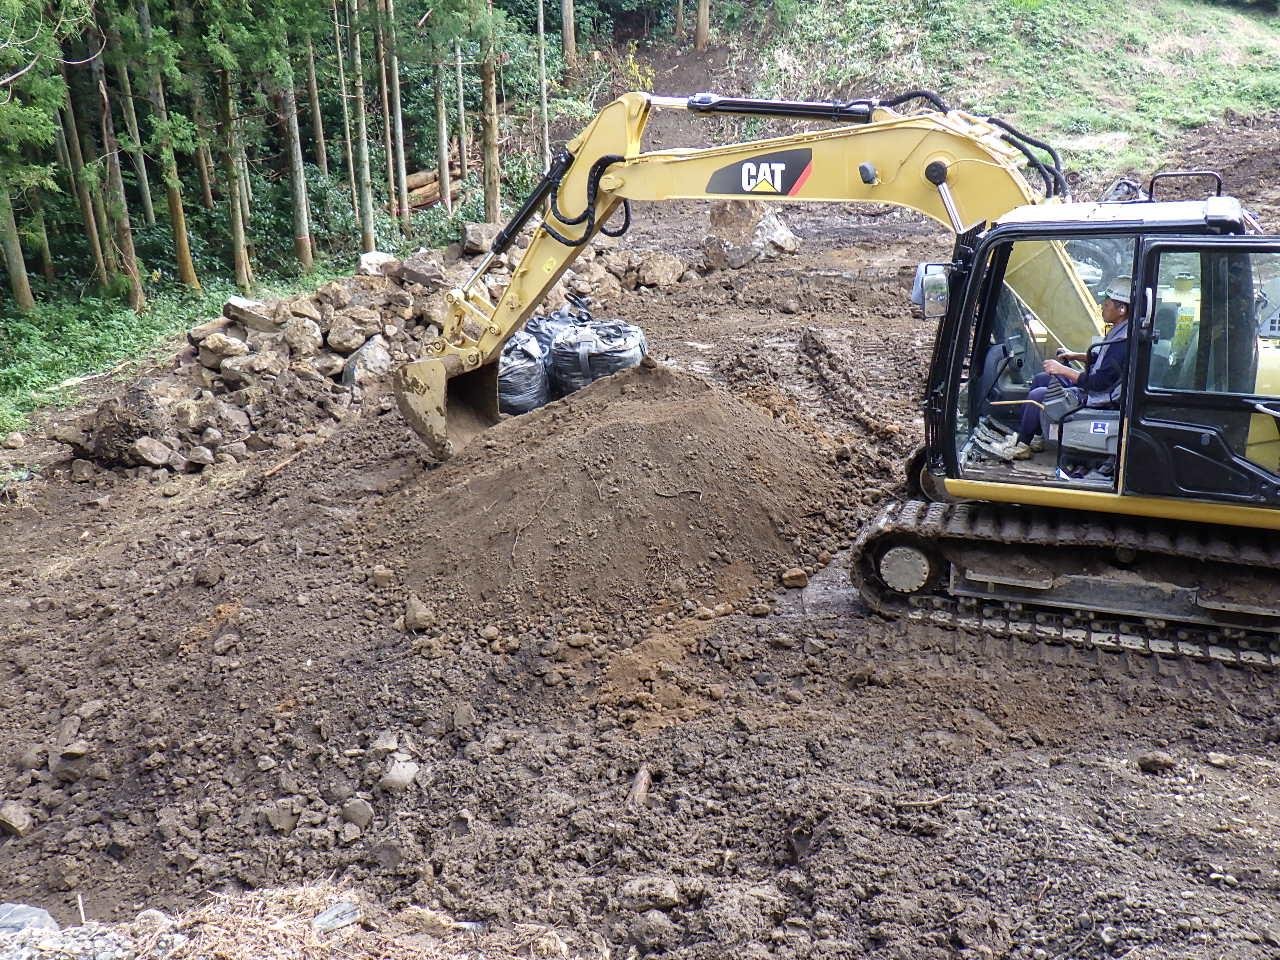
[723, 0, 1280, 171]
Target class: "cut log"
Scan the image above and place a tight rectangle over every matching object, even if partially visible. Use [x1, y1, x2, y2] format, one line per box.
[405, 162, 460, 192]
[406, 183, 461, 211]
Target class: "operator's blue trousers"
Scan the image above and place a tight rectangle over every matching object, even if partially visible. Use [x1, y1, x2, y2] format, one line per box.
[1018, 372, 1073, 444]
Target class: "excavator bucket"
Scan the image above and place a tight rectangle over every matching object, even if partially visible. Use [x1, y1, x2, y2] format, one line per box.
[392, 356, 500, 461]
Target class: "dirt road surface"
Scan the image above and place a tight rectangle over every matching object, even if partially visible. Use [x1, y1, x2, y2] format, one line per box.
[3, 109, 1280, 959]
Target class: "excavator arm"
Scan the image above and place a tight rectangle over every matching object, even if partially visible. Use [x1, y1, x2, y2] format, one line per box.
[394, 91, 1101, 458]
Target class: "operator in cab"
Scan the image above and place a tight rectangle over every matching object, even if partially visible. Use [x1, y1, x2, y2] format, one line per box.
[995, 276, 1132, 461]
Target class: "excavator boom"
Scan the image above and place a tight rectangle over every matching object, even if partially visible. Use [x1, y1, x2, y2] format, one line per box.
[394, 91, 1100, 457]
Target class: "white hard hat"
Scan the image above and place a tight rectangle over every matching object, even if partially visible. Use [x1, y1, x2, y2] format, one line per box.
[1104, 275, 1132, 306]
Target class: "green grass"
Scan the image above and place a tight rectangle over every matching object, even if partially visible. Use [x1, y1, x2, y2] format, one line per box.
[0, 267, 342, 433]
[739, 0, 1280, 175]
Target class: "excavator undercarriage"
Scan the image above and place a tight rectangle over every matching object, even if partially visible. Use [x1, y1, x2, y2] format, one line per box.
[853, 500, 1280, 667]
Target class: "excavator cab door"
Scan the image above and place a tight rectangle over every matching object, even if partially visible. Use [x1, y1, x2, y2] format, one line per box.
[1124, 237, 1280, 506]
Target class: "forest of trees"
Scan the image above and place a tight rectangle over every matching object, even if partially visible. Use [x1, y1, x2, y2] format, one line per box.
[0, 0, 713, 316]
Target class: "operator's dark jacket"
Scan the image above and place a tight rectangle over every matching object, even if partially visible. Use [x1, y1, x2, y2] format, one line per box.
[1076, 320, 1130, 406]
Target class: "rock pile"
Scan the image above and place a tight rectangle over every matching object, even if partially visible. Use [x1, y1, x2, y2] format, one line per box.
[48, 230, 698, 481]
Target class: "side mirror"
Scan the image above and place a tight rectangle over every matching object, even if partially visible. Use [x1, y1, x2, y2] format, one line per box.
[911, 262, 951, 321]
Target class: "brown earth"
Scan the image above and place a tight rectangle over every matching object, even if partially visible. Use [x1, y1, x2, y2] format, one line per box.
[4, 113, 1280, 960]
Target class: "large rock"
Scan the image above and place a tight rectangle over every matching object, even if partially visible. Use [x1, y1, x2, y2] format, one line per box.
[130, 436, 173, 468]
[220, 352, 287, 388]
[637, 251, 685, 288]
[288, 298, 323, 324]
[358, 251, 399, 276]
[394, 251, 447, 290]
[462, 222, 500, 255]
[0, 903, 58, 934]
[197, 332, 250, 370]
[187, 316, 234, 346]
[283, 317, 324, 358]
[327, 307, 382, 354]
[703, 200, 800, 270]
[343, 335, 392, 385]
[223, 295, 281, 333]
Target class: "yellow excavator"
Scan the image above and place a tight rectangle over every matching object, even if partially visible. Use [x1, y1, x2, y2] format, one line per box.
[393, 90, 1280, 667]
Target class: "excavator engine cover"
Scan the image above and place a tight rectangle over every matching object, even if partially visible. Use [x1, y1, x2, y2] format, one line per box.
[393, 357, 499, 461]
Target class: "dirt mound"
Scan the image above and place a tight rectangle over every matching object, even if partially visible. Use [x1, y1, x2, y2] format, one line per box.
[1164, 111, 1280, 223]
[370, 363, 843, 622]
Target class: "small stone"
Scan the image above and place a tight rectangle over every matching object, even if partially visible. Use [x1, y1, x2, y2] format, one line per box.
[264, 799, 299, 834]
[781, 567, 809, 589]
[340, 798, 375, 828]
[257, 755, 278, 771]
[1206, 752, 1232, 768]
[619, 876, 682, 911]
[17, 745, 46, 771]
[712, 602, 735, 617]
[186, 445, 215, 467]
[695, 606, 715, 621]
[194, 558, 223, 586]
[379, 757, 420, 791]
[780, 299, 800, 315]
[479, 624, 501, 641]
[404, 595, 435, 631]
[372, 565, 396, 587]
[2, 431, 24, 449]
[1137, 750, 1177, 774]
[339, 822, 362, 844]
[59, 740, 90, 759]
[70, 459, 95, 483]
[747, 602, 772, 617]
[0, 801, 36, 837]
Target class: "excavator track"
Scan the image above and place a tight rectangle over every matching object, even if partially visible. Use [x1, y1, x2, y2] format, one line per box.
[851, 499, 1280, 668]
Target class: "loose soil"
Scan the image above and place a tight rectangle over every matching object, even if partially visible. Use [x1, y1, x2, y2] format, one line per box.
[4, 111, 1280, 960]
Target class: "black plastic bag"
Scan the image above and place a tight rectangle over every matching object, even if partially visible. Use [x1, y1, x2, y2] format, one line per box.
[549, 320, 648, 395]
[524, 294, 593, 354]
[498, 330, 551, 414]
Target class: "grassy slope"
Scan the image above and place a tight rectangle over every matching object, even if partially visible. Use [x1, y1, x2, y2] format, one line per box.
[743, 0, 1280, 172]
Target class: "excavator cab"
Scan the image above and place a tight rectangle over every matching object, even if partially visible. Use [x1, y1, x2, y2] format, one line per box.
[927, 193, 1280, 516]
